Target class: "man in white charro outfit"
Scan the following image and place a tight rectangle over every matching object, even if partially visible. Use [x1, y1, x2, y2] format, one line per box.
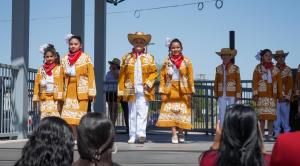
[118, 32, 158, 144]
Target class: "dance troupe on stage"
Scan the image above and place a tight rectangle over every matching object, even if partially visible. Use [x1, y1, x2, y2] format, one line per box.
[33, 31, 300, 144]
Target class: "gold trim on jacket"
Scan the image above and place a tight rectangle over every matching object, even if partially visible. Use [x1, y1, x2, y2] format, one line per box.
[213, 64, 242, 98]
[33, 65, 64, 101]
[158, 56, 195, 95]
[118, 53, 158, 102]
[61, 53, 96, 100]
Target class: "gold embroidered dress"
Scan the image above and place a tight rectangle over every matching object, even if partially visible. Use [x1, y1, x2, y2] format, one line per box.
[252, 64, 283, 120]
[60, 53, 96, 125]
[156, 56, 195, 129]
[33, 66, 63, 118]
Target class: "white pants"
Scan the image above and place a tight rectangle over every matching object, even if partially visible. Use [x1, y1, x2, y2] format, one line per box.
[274, 101, 291, 136]
[128, 93, 149, 140]
[218, 96, 235, 127]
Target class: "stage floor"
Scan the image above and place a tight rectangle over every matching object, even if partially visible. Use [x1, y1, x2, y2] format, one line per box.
[0, 130, 275, 166]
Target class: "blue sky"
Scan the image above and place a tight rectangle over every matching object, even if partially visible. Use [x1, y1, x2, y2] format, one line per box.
[0, 0, 299, 80]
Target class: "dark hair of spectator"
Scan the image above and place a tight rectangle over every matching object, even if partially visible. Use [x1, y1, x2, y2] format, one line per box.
[15, 116, 74, 166]
[217, 104, 265, 166]
[77, 112, 115, 166]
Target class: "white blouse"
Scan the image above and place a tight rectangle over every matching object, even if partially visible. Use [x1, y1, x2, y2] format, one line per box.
[172, 64, 180, 81]
[65, 64, 76, 76]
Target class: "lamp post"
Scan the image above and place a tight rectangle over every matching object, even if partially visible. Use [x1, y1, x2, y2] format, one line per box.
[229, 31, 235, 64]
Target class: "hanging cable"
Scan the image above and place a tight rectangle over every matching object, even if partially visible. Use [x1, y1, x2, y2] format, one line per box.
[215, 0, 223, 9]
[0, 0, 224, 22]
[134, 10, 141, 18]
[116, 0, 222, 18]
[197, 2, 204, 11]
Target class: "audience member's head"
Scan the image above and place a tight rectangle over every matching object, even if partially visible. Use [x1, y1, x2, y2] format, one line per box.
[73, 112, 115, 166]
[270, 131, 300, 166]
[217, 104, 265, 166]
[15, 116, 74, 166]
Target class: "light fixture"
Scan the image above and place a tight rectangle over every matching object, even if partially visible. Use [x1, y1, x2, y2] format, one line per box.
[107, 0, 125, 6]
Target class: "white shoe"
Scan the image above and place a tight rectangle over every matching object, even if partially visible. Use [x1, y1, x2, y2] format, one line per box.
[179, 137, 185, 143]
[128, 137, 135, 144]
[172, 136, 178, 144]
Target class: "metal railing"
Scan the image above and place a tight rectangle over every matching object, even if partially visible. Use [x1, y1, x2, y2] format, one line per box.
[0, 64, 39, 138]
[27, 68, 38, 133]
[0, 64, 18, 138]
[104, 80, 253, 134]
[0, 63, 254, 137]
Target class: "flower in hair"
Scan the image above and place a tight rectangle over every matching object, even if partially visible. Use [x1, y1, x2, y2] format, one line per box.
[255, 50, 262, 61]
[165, 37, 174, 48]
[39, 43, 50, 54]
[65, 33, 74, 44]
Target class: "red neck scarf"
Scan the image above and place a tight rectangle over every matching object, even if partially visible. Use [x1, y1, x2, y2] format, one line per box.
[170, 53, 184, 69]
[132, 48, 145, 58]
[276, 63, 286, 71]
[262, 62, 273, 70]
[43, 62, 56, 76]
[68, 50, 82, 65]
[223, 62, 232, 70]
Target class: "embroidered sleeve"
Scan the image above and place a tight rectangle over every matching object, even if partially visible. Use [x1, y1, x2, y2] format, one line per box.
[214, 67, 219, 97]
[53, 66, 64, 100]
[252, 66, 259, 96]
[236, 66, 242, 99]
[118, 55, 127, 96]
[296, 65, 300, 95]
[158, 60, 167, 94]
[285, 69, 293, 100]
[86, 55, 96, 98]
[276, 71, 283, 100]
[187, 60, 195, 94]
[33, 68, 42, 102]
[145, 55, 158, 88]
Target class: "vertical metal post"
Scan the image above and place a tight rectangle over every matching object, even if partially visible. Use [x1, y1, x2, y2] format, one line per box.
[11, 0, 30, 138]
[229, 31, 235, 64]
[71, 0, 85, 46]
[94, 0, 106, 112]
[205, 88, 209, 135]
[210, 86, 214, 134]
